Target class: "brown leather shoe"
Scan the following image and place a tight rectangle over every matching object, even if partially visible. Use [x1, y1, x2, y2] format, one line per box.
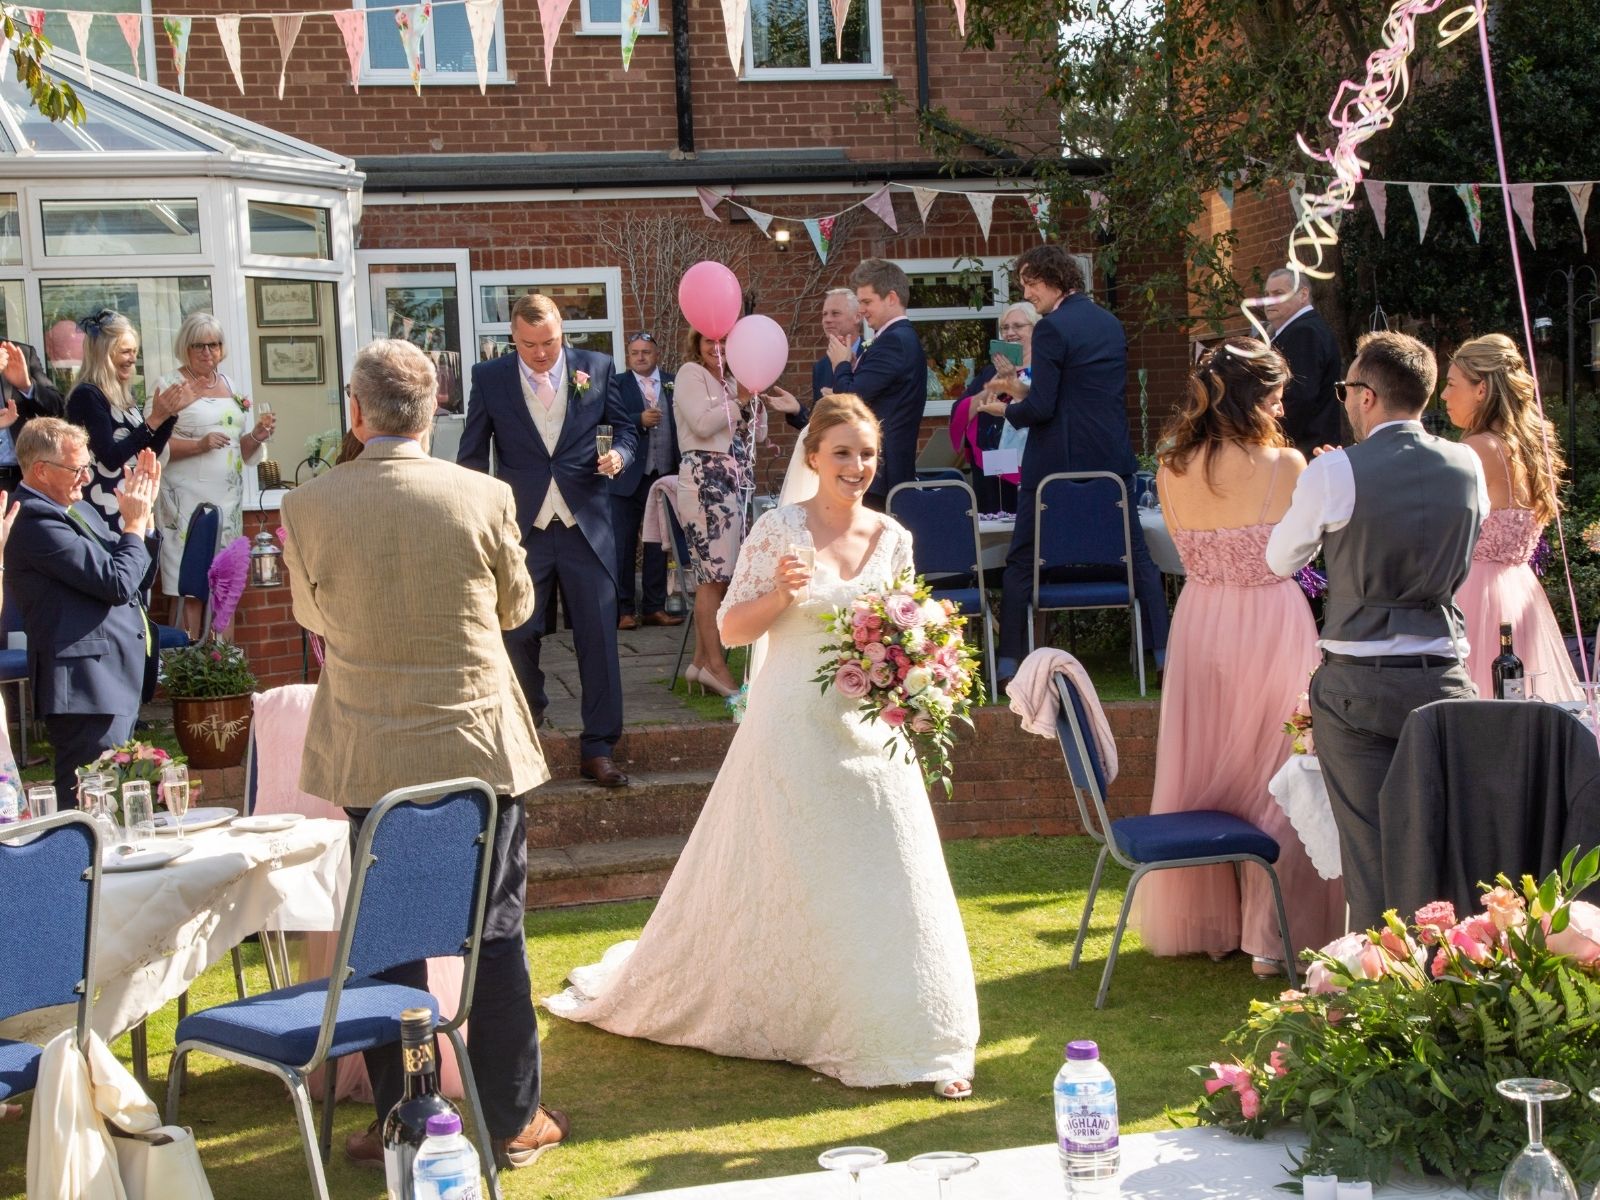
[344, 1120, 383, 1170]
[617, 613, 639, 630]
[494, 1105, 570, 1169]
[579, 755, 629, 788]
[642, 611, 685, 627]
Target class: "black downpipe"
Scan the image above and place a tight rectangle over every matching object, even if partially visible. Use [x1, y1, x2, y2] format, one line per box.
[673, 0, 694, 155]
[912, 0, 1018, 162]
[914, 0, 931, 112]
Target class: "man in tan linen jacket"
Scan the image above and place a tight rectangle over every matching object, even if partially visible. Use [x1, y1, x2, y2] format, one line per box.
[281, 338, 568, 1171]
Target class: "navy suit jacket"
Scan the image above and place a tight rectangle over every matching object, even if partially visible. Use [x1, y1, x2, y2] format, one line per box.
[1272, 308, 1344, 454]
[5, 490, 152, 717]
[1005, 292, 1136, 488]
[458, 347, 638, 582]
[611, 368, 679, 495]
[0, 341, 66, 449]
[831, 320, 925, 497]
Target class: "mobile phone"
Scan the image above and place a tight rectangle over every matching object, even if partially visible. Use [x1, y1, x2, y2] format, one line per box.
[989, 339, 1023, 366]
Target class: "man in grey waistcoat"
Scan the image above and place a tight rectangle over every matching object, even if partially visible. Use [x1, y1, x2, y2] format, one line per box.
[1267, 330, 1487, 932]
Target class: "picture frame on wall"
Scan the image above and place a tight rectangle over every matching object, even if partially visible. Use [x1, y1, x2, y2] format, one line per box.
[254, 279, 319, 326]
[259, 336, 324, 385]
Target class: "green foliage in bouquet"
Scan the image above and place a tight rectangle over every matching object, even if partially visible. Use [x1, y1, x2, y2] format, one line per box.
[161, 637, 258, 699]
[1193, 849, 1600, 1188]
[76, 739, 183, 790]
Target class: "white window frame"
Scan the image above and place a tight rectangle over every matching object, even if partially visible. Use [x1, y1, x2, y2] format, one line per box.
[893, 255, 1012, 417]
[351, 0, 509, 88]
[743, 0, 884, 81]
[27, 184, 212, 270]
[237, 187, 347, 278]
[470, 267, 623, 391]
[578, 0, 661, 35]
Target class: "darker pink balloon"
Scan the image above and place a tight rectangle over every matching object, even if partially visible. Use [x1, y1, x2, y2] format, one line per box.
[677, 261, 743, 341]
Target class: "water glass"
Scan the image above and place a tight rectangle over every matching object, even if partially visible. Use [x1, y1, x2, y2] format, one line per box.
[1496, 1077, 1578, 1200]
[908, 1151, 979, 1197]
[121, 781, 156, 848]
[818, 1146, 887, 1198]
[24, 784, 57, 820]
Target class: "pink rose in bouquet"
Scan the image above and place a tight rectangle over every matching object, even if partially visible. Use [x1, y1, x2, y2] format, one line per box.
[1413, 900, 1457, 944]
[1482, 885, 1527, 932]
[884, 594, 922, 629]
[834, 662, 871, 699]
[863, 641, 887, 662]
[881, 705, 908, 727]
[1544, 900, 1600, 964]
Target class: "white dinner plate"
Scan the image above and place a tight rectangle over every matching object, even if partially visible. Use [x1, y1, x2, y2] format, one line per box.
[231, 813, 306, 834]
[102, 842, 195, 873]
[151, 806, 238, 834]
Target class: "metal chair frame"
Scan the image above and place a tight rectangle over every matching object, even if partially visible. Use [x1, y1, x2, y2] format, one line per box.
[662, 498, 697, 688]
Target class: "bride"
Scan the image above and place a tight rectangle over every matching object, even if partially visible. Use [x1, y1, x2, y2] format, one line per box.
[545, 393, 980, 1097]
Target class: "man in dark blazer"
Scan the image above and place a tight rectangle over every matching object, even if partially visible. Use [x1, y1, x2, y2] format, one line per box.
[1264, 268, 1344, 456]
[982, 245, 1170, 682]
[459, 293, 637, 788]
[610, 331, 682, 630]
[5, 418, 159, 801]
[0, 340, 67, 494]
[806, 287, 863, 429]
[828, 259, 926, 508]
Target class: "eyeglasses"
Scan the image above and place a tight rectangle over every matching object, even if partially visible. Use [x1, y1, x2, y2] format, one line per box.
[43, 461, 93, 480]
[1333, 380, 1375, 402]
[999, 322, 1032, 333]
[191, 341, 223, 353]
[628, 332, 656, 344]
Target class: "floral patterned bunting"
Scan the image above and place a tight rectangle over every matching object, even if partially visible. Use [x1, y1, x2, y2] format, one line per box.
[395, 3, 432, 96]
[1454, 182, 1482, 243]
[331, 9, 365, 92]
[966, 191, 995, 240]
[67, 10, 94, 83]
[862, 186, 897, 233]
[1408, 183, 1433, 243]
[115, 12, 142, 78]
[1509, 182, 1537, 248]
[620, 0, 649, 69]
[464, 0, 499, 94]
[1569, 183, 1594, 254]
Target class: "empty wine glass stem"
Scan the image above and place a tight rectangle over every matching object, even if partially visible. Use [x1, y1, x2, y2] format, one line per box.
[1527, 1097, 1545, 1148]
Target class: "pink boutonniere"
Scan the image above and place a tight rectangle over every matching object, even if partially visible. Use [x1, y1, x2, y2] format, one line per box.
[573, 370, 592, 395]
[233, 393, 251, 411]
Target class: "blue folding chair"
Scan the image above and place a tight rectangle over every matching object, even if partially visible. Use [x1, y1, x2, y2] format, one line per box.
[915, 467, 967, 483]
[1052, 672, 1296, 1007]
[154, 501, 223, 650]
[0, 813, 102, 1107]
[886, 478, 997, 700]
[1030, 471, 1146, 696]
[167, 779, 503, 1200]
[0, 599, 30, 765]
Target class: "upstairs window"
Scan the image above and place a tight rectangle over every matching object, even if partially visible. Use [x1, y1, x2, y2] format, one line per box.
[746, 0, 881, 79]
[580, 0, 660, 34]
[356, 0, 506, 86]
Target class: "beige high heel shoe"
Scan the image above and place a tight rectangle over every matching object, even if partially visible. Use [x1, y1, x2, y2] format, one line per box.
[697, 669, 740, 699]
[683, 664, 705, 694]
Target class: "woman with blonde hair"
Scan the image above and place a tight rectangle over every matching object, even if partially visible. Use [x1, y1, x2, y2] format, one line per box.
[1139, 337, 1343, 975]
[65, 309, 193, 532]
[1444, 333, 1578, 701]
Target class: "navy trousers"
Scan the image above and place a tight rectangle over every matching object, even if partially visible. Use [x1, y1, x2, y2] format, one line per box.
[611, 474, 670, 616]
[47, 711, 135, 805]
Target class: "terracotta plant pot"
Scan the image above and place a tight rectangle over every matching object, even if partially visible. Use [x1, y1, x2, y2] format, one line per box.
[171, 693, 253, 769]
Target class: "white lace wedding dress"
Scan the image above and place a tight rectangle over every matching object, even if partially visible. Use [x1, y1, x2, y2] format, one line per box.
[544, 504, 980, 1087]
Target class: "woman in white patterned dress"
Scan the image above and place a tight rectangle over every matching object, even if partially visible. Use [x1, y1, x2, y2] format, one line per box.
[546, 394, 980, 1097]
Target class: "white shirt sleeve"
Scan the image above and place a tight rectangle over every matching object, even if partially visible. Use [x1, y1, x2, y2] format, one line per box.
[1265, 450, 1356, 577]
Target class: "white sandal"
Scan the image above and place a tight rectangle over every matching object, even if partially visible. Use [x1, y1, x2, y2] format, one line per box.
[934, 1077, 973, 1100]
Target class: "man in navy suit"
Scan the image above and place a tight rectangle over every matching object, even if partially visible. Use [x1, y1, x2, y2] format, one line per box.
[459, 293, 638, 788]
[1264, 268, 1345, 456]
[981, 245, 1170, 682]
[806, 287, 863, 428]
[610, 331, 683, 630]
[829, 259, 926, 509]
[5, 418, 159, 801]
[0, 340, 67, 495]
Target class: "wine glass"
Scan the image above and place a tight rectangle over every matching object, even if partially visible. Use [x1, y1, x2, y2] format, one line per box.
[1526, 672, 1548, 704]
[254, 398, 274, 442]
[909, 1151, 979, 1198]
[818, 1146, 887, 1198]
[80, 773, 118, 846]
[1496, 1078, 1578, 1200]
[161, 764, 191, 841]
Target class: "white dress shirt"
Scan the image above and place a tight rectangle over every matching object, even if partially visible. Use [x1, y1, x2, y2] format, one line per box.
[1271, 303, 1315, 338]
[1265, 419, 1490, 658]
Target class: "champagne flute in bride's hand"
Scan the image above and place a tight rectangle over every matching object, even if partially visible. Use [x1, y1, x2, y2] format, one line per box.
[785, 529, 815, 604]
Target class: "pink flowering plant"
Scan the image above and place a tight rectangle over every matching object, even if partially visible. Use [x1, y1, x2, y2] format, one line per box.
[814, 569, 983, 794]
[160, 636, 258, 699]
[77, 738, 183, 789]
[1193, 849, 1600, 1188]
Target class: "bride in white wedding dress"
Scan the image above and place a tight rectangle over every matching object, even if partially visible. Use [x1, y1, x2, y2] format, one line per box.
[544, 394, 980, 1096]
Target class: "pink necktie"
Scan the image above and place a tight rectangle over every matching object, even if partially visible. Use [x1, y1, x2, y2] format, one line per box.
[534, 373, 556, 410]
[640, 377, 656, 408]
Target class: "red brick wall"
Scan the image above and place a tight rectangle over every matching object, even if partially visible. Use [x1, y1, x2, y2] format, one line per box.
[1190, 185, 1299, 339]
[224, 511, 319, 689]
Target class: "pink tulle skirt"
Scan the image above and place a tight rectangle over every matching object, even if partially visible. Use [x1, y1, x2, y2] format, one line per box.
[1135, 579, 1345, 960]
[1458, 559, 1582, 703]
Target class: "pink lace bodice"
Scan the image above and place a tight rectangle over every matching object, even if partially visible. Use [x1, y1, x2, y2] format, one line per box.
[1472, 508, 1541, 566]
[1170, 523, 1282, 587]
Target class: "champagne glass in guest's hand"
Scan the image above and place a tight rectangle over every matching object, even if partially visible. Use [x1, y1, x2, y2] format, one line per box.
[1497, 1078, 1578, 1200]
[818, 1147, 887, 1200]
[595, 424, 614, 473]
[255, 399, 274, 442]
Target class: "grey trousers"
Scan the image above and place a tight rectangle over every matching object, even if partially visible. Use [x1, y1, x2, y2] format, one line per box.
[1309, 657, 1477, 932]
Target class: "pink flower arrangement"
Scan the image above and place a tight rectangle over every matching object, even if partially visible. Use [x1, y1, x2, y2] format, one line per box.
[78, 737, 183, 790]
[573, 370, 592, 394]
[815, 568, 983, 793]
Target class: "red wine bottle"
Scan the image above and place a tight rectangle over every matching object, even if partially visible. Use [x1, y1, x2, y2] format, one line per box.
[1492, 622, 1525, 700]
[382, 1008, 458, 1200]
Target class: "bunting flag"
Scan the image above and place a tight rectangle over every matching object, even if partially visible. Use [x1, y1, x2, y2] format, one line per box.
[0, 31, 8, 84]
[1363, 178, 1388, 237]
[395, 4, 431, 95]
[1218, 182, 1235, 211]
[24, 8, 44, 37]
[214, 15, 245, 93]
[718, 0, 747, 74]
[330, 10, 365, 91]
[537, 0, 572, 85]
[696, 187, 724, 222]
[804, 216, 835, 263]
[115, 11, 142, 79]
[162, 16, 191, 92]
[966, 191, 995, 240]
[828, 0, 850, 58]
[620, 0, 648, 69]
[464, 0, 498, 93]
[1509, 183, 1537, 248]
[953, 0, 966, 36]
[271, 13, 304, 100]
[862, 186, 897, 233]
[912, 187, 938, 225]
[1026, 192, 1050, 240]
[1454, 183, 1482, 243]
[746, 208, 774, 236]
[1408, 183, 1433, 243]
[1087, 190, 1109, 231]
[1288, 173, 1306, 221]
[1568, 182, 1594, 253]
[66, 10, 94, 83]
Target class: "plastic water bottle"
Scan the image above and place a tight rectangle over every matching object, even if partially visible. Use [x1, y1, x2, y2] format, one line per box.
[411, 1113, 482, 1200]
[0, 781, 17, 825]
[1055, 1039, 1119, 1193]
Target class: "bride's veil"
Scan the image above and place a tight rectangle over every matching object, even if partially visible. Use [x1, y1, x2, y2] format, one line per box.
[746, 434, 816, 684]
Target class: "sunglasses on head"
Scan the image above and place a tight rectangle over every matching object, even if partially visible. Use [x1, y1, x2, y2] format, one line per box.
[628, 332, 656, 344]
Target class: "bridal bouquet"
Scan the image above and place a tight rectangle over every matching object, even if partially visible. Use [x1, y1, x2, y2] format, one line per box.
[814, 570, 983, 794]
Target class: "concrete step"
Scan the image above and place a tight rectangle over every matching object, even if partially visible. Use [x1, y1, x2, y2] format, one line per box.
[537, 722, 737, 780]
[526, 834, 687, 908]
[524, 767, 717, 849]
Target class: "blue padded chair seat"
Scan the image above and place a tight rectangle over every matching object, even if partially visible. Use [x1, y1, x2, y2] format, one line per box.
[1110, 811, 1280, 866]
[931, 587, 982, 614]
[0, 1038, 40, 1100]
[156, 625, 191, 651]
[176, 977, 437, 1066]
[1038, 580, 1131, 608]
[0, 648, 26, 679]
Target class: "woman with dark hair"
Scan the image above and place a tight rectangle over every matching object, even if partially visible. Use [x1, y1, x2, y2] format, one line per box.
[1444, 334, 1578, 702]
[1138, 337, 1343, 974]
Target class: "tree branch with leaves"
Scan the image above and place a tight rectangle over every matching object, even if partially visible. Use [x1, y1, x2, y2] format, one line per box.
[3, 12, 85, 125]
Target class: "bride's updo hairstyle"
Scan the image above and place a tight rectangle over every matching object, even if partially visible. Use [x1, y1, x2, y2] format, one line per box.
[802, 393, 880, 466]
[1159, 336, 1291, 488]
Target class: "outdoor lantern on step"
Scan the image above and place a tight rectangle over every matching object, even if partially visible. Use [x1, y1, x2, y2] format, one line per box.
[249, 528, 283, 588]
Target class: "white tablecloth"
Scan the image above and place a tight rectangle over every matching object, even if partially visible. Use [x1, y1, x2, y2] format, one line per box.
[2, 817, 349, 1042]
[1269, 755, 1340, 881]
[974, 509, 1184, 576]
[627, 1127, 1486, 1197]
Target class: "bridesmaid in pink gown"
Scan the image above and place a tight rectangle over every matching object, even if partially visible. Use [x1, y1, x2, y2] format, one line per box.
[1137, 339, 1345, 973]
[1442, 334, 1579, 702]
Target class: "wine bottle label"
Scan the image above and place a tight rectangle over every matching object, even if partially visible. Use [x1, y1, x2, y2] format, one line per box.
[1501, 678, 1526, 701]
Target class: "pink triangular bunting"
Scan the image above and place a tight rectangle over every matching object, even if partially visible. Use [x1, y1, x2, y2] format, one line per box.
[1408, 183, 1433, 243]
[1509, 183, 1537, 248]
[912, 187, 937, 225]
[116, 12, 143, 79]
[966, 192, 995, 240]
[214, 15, 245, 93]
[829, 0, 850, 58]
[1363, 179, 1387, 238]
[719, 0, 748, 73]
[1568, 183, 1593, 254]
[24, 8, 44, 38]
[862, 186, 897, 233]
[332, 10, 366, 92]
[696, 187, 725, 223]
[271, 13, 304, 101]
[538, 0, 573, 85]
[953, 0, 966, 35]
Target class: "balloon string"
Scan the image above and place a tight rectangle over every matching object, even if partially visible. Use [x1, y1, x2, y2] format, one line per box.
[714, 339, 755, 539]
[1471, 0, 1593, 700]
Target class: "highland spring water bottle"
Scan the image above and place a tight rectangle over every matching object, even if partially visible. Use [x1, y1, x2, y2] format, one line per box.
[1055, 1039, 1119, 1194]
[411, 1112, 482, 1200]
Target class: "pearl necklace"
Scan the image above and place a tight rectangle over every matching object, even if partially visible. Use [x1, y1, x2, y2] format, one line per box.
[185, 367, 220, 390]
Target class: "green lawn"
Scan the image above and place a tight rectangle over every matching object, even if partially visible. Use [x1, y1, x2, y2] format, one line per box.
[0, 836, 1281, 1199]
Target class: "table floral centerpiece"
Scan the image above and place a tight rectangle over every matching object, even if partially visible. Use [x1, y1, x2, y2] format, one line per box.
[1194, 850, 1600, 1187]
[76, 738, 184, 791]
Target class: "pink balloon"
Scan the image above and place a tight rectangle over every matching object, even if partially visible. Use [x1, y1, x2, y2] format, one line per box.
[725, 315, 790, 394]
[677, 261, 743, 341]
